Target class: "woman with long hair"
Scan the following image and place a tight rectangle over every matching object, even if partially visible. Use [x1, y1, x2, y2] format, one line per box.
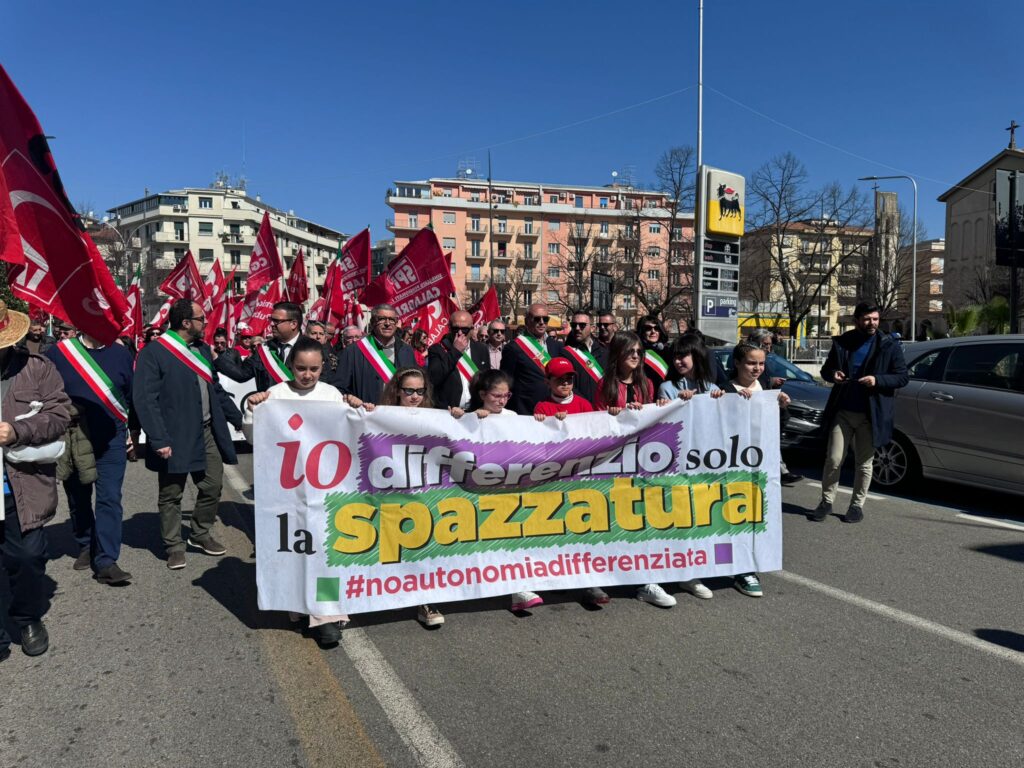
[658, 335, 724, 401]
[635, 314, 671, 391]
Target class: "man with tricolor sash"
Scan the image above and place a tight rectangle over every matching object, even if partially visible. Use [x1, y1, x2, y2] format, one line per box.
[215, 302, 303, 392]
[46, 332, 135, 585]
[133, 300, 243, 570]
[562, 311, 608, 405]
[500, 303, 564, 415]
[427, 309, 491, 409]
[330, 304, 417, 404]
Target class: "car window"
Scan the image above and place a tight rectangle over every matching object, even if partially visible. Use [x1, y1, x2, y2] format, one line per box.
[907, 350, 944, 381]
[943, 343, 1024, 392]
[766, 355, 812, 381]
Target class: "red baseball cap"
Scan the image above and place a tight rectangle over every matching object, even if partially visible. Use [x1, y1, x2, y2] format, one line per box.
[545, 357, 575, 378]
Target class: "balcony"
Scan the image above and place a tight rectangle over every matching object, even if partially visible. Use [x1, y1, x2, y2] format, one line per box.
[465, 248, 486, 263]
[385, 217, 421, 233]
[618, 228, 639, 242]
[220, 233, 252, 245]
[593, 229, 614, 241]
[491, 225, 516, 241]
[466, 223, 488, 237]
[465, 274, 487, 289]
[491, 251, 513, 267]
[517, 227, 539, 240]
[517, 250, 539, 267]
[521, 272, 540, 289]
[152, 232, 189, 244]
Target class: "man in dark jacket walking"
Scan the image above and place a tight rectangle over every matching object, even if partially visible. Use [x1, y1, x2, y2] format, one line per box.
[330, 304, 418, 404]
[500, 303, 564, 414]
[215, 301, 304, 392]
[810, 302, 908, 523]
[427, 310, 490, 409]
[133, 300, 243, 569]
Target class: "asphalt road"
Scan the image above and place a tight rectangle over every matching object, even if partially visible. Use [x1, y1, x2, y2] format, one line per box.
[2, 450, 1023, 768]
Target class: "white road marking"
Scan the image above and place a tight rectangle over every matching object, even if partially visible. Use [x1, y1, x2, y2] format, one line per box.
[343, 628, 467, 768]
[801, 480, 884, 501]
[775, 569, 1024, 668]
[223, 460, 466, 768]
[955, 513, 1024, 533]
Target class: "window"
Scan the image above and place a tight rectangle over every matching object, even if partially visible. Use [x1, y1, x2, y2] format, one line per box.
[442, 237, 456, 251]
[199, 197, 213, 209]
[672, 227, 682, 240]
[470, 216, 481, 231]
[672, 271, 683, 286]
[470, 192, 480, 202]
[547, 290, 559, 303]
[471, 265, 481, 280]
[671, 248, 684, 263]
[524, 218, 534, 234]
[647, 246, 660, 259]
[408, 214, 418, 228]
[598, 245, 609, 259]
[496, 217, 507, 234]
[624, 224, 636, 238]
[198, 222, 213, 236]
[470, 241, 481, 257]
[575, 195, 584, 208]
[944, 343, 1024, 391]
[450, 263, 456, 276]
[230, 250, 241, 266]
[599, 197, 608, 209]
[443, 211, 456, 224]
[549, 195, 558, 204]
[907, 350, 944, 381]
[649, 223, 661, 234]
[523, 290, 533, 305]
[648, 269, 660, 280]
[548, 266, 560, 278]
[174, 222, 185, 241]
[548, 243, 559, 255]
[622, 295, 634, 308]
[496, 266, 507, 282]
[600, 222, 609, 234]
[523, 269, 534, 282]
[575, 222, 585, 236]
[548, 220, 559, 231]
[441, 189, 453, 198]
[523, 243, 533, 258]
[199, 249, 214, 261]
[174, 248, 185, 260]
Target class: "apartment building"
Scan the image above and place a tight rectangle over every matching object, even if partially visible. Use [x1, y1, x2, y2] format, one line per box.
[103, 182, 346, 318]
[385, 176, 694, 323]
[896, 238, 946, 335]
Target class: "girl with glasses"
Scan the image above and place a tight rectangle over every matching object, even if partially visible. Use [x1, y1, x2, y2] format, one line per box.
[467, 369, 515, 418]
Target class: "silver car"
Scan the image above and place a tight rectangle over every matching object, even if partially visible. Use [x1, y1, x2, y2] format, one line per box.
[872, 335, 1024, 496]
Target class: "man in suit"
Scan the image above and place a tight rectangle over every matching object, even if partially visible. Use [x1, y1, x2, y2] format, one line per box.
[215, 301, 304, 391]
[330, 304, 418, 404]
[562, 311, 608, 405]
[133, 299, 244, 569]
[500, 303, 564, 415]
[427, 310, 491, 409]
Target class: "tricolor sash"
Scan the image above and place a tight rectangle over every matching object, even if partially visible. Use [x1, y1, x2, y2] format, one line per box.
[257, 345, 294, 383]
[515, 335, 551, 372]
[56, 339, 129, 423]
[157, 331, 214, 383]
[644, 349, 669, 379]
[563, 345, 604, 383]
[455, 349, 479, 387]
[357, 337, 397, 382]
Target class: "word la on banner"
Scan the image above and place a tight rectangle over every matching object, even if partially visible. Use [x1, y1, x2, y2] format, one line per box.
[253, 393, 783, 616]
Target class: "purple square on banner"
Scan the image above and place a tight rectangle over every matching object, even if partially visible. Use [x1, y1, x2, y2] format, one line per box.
[714, 543, 733, 565]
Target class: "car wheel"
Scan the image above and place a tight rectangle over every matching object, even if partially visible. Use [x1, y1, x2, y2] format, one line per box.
[872, 434, 919, 490]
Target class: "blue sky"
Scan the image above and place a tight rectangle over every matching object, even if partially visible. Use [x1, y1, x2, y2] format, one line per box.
[4, 1, 1014, 239]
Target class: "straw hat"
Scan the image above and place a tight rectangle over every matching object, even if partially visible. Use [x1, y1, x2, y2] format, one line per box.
[0, 300, 29, 349]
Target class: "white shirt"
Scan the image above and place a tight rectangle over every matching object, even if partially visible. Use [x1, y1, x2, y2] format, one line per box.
[242, 380, 347, 442]
[730, 378, 762, 393]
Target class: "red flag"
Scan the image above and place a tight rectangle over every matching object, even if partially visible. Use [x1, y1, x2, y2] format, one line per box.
[247, 211, 283, 294]
[202, 259, 227, 313]
[468, 285, 500, 326]
[244, 282, 280, 337]
[150, 297, 173, 328]
[337, 228, 372, 295]
[359, 228, 456, 322]
[83, 232, 131, 330]
[415, 299, 452, 347]
[305, 296, 326, 324]
[285, 248, 309, 305]
[122, 267, 144, 346]
[0, 64, 124, 343]
[321, 260, 349, 327]
[159, 250, 204, 302]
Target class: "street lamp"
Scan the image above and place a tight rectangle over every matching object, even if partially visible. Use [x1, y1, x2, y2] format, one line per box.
[859, 175, 918, 340]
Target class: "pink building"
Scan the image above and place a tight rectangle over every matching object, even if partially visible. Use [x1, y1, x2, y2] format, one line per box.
[386, 177, 694, 326]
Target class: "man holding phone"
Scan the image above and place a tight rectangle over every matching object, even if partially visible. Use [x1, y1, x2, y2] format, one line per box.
[427, 310, 491, 409]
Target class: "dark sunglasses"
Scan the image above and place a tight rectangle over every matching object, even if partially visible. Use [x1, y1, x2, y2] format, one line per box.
[489, 328, 506, 334]
[400, 387, 426, 397]
[641, 324, 659, 332]
[529, 315, 550, 323]
[450, 326, 473, 335]
[269, 317, 294, 325]
[597, 322, 613, 329]
[570, 322, 588, 329]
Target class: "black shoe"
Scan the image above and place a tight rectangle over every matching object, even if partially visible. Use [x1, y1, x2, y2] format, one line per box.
[0, 647, 10, 663]
[188, 536, 227, 556]
[94, 563, 133, 585]
[21, 622, 49, 657]
[314, 622, 343, 647]
[844, 505, 864, 523]
[780, 472, 803, 485]
[73, 549, 91, 571]
[809, 501, 831, 522]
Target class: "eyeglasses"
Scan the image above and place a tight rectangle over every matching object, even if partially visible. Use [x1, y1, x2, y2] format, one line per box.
[529, 315, 550, 323]
[597, 322, 613, 329]
[191, 316, 207, 323]
[641, 324, 658, 333]
[625, 348, 642, 357]
[269, 317, 294, 325]
[570, 322, 588, 329]
[344, 334, 361, 341]
[450, 326, 473, 335]
[400, 387, 426, 397]
[489, 328, 506, 335]
[487, 391, 513, 400]
[552, 375, 575, 384]
[375, 316, 398, 325]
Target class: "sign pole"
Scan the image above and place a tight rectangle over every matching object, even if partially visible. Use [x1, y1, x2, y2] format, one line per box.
[1010, 170, 1020, 334]
[693, 0, 705, 331]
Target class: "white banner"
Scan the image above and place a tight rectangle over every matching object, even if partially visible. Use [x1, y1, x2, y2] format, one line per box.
[254, 394, 783, 616]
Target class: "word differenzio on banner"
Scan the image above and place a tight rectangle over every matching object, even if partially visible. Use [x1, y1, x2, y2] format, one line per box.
[253, 394, 783, 615]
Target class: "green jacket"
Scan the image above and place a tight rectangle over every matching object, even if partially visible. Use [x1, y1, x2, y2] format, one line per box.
[56, 405, 97, 485]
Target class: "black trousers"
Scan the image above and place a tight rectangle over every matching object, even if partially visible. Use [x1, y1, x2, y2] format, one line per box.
[0, 494, 48, 650]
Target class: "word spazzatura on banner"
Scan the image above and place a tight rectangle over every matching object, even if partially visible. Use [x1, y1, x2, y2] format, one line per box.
[253, 394, 783, 615]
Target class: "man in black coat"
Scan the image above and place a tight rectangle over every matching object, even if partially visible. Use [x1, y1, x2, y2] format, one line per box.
[215, 301, 304, 392]
[329, 304, 418, 404]
[500, 303, 564, 415]
[810, 302, 908, 524]
[562, 311, 608, 405]
[133, 299, 244, 569]
[427, 309, 491, 409]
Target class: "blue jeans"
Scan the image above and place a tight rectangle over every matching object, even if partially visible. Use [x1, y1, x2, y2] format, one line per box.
[64, 429, 127, 571]
[0, 494, 48, 651]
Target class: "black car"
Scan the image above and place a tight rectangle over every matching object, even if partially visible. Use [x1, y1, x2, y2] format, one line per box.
[711, 347, 829, 449]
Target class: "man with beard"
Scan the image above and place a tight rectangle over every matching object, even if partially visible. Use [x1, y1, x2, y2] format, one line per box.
[215, 302, 304, 392]
[562, 312, 608, 405]
[500, 303, 564, 414]
[330, 305, 417, 404]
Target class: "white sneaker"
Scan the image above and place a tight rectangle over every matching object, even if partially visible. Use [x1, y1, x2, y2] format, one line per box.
[680, 578, 713, 599]
[417, 604, 445, 627]
[583, 586, 610, 606]
[636, 583, 676, 608]
[510, 591, 544, 612]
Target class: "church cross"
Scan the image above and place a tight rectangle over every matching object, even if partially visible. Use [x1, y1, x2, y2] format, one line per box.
[1008, 120, 1020, 150]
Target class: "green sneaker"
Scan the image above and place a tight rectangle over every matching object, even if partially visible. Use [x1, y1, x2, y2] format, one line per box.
[735, 573, 763, 597]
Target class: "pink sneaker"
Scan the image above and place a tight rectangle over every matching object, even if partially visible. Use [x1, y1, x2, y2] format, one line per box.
[510, 591, 544, 612]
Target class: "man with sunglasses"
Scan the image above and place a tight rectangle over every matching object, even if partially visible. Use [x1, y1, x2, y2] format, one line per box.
[427, 310, 491, 409]
[485, 320, 507, 369]
[563, 312, 608, 404]
[500, 303, 564, 415]
[330, 304, 418, 404]
[595, 312, 617, 352]
[215, 301, 305, 392]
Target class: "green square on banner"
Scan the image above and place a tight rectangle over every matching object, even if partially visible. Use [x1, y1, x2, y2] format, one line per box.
[316, 577, 340, 602]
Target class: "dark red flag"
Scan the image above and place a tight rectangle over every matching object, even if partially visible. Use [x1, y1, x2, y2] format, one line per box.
[359, 228, 456, 321]
[285, 248, 309, 305]
[159, 250, 204, 302]
[246, 211, 283, 294]
[337, 228, 371, 295]
[468, 285, 500, 326]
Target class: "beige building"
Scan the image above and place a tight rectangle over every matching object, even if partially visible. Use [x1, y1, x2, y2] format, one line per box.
[386, 176, 694, 325]
[103, 182, 346, 318]
[896, 238, 945, 337]
[937, 144, 1024, 310]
